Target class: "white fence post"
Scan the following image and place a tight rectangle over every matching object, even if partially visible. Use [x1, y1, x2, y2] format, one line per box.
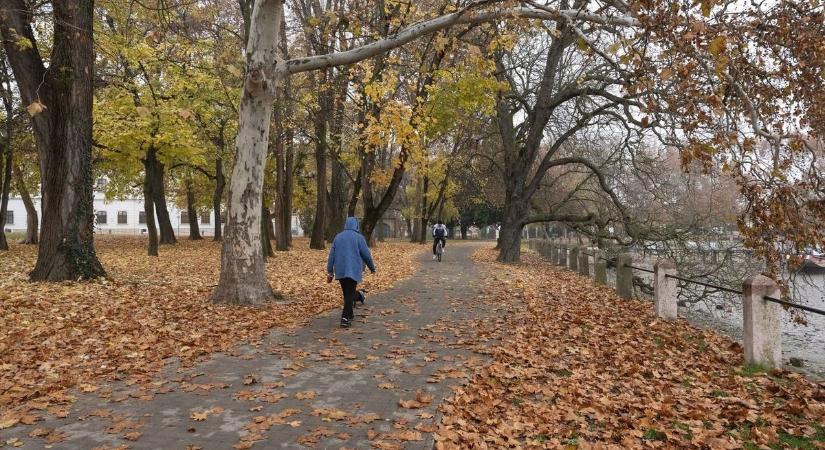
[569, 246, 579, 271]
[578, 250, 589, 276]
[616, 253, 633, 299]
[742, 275, 782, 368]
[594, 250, 607, 285]
[653, 260, 678, 320]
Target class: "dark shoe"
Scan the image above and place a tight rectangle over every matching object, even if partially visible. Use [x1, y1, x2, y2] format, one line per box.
[357, 290, 366, 305]
[340, 318, 351, 328]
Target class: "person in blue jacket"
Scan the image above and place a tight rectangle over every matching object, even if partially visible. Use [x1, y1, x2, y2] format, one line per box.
[326, 217, 376, 328]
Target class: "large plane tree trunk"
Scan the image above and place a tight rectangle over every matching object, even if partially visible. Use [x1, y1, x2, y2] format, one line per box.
[14, 164, 38, 245]
[0, 0, 105, 280]
[211, 0, 280, 305]
[498, 193, 528, 263]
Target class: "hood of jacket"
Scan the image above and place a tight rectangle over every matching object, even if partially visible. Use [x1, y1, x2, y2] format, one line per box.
[344, 216, 360, 232]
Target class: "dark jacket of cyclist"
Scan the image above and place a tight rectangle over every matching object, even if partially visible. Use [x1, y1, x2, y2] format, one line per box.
[432, 221, 447, 256]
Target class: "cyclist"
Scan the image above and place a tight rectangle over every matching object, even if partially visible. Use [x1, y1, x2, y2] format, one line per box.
[432, 219, 448, 260]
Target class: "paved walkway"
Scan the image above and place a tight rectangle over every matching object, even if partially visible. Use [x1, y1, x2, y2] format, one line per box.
[2, 242, 487, 449]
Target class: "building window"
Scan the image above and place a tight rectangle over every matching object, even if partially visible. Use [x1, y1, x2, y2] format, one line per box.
[117, 211, 128, 224]
[200, 212, 211, 224]
[139, 211, 146, 224]
[95, 211, 107, 225]
[95, 177, 107, 190]
[180, 211, 189, 224]
[220, 210, 226, 223]
[5, 210, 13, 225]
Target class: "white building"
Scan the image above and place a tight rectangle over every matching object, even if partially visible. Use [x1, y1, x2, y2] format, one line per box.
[3, 193, 304, 237]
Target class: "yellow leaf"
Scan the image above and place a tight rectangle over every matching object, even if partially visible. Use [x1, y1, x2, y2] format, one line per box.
[708, 36, 727, 56]
[26, 101, 46, 117]
[0, 417, 19, 429]
[701, 0, 714, 16]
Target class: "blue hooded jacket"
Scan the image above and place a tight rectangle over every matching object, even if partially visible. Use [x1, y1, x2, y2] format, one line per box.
[326, 217, 376, 282]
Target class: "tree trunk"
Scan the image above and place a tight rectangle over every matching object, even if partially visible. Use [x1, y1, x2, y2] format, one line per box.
[14, 164, 38, 244]
[405, 217, 412, 240]
[261, 201, 273, 258]
[326, 155, 346, 239]
[418, 175, 429, 244]
[186, 179, 202, 240]
[211, 0, 280, 305]
[142, 159, 159, 257]
[0, 141, 10, 251]
[284, 140, 293, 249]
[274, 15, 293, 251]
[145, 147, 176, 245]
[309, 113, 327, 249]
[497, 201, 526, 263]
[460, 224, 468, 240]
[274, 119, 294, 250]
[359, 162, 410, 245]
[0, 0, 106, 280]
[213, 157, 225, 241]
[274, 128, 289, 251]
[347, 166, 361, 217]
[325, 84, 348, 239]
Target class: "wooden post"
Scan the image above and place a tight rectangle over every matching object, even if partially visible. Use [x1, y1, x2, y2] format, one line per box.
[559, 244, 568, 266]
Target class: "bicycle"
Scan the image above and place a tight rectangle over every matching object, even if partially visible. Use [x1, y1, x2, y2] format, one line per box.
[435, 239, 443, 262]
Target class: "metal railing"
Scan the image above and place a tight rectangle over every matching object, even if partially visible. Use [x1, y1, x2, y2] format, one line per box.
[527, 238, 825, 369]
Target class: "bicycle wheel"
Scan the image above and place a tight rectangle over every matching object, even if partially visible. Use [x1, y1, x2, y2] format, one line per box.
[436, 241, 443, 262]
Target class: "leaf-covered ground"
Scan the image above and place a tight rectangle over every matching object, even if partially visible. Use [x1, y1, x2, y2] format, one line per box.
[435, 248, 825, 449]
[0, 237, 420, 426]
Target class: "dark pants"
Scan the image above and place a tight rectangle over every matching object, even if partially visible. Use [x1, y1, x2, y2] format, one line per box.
[433, 237, 446, 255]
[339, 277, 357, 321]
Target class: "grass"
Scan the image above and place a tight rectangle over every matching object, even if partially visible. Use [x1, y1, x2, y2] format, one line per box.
[710, 389, 729, 398]
[552, 368, 573, 377]
[642, 428, 666, 441]
[739, 363, 769, 377]
[562, 433, 580, 446]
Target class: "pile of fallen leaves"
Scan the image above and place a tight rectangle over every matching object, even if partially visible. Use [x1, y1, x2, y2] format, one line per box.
[0, 237, 420, 427]
[435, 248, 825, 449]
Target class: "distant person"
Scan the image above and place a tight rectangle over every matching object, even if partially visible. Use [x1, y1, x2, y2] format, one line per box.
[432, 219, 448, 259]
[327, 217, 376, 328]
